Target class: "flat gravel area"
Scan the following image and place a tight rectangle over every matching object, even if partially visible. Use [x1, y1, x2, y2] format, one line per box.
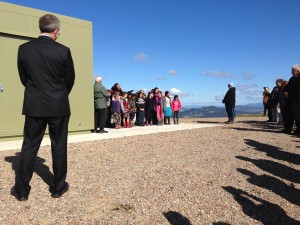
[0, 117, 299, 224]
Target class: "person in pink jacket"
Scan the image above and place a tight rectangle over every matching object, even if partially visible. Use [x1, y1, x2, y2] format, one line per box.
[171, 95, 182, 124]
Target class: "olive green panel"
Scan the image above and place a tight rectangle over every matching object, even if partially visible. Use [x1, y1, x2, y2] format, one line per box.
[0, 34, 30, 137]
[0, 2, 94, 140]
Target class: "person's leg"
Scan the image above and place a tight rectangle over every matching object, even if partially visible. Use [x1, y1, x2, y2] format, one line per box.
[231, 108, 235, 123]
[48, 116, 69, 192]
[284, 102, 293, 132]
[15, 116, 47, 197]
[161, 110, 165, 125]
[141, 112, 145, 125]
[176, 111, 179, 124]
[173, 112, 176, 124]
[271, 108, 277, 122]
[94, 109, 100, 132]
[99, 108, 107, 130]
[267, 107, 273, 121]
[225, 106, 232, 122]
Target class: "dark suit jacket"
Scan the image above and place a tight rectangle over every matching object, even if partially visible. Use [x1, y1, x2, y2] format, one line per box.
[18, 36, 75, 117]
[222, 87, 236, 108]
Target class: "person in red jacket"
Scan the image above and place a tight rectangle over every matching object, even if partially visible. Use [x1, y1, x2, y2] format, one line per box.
[171, 95, 182, 124]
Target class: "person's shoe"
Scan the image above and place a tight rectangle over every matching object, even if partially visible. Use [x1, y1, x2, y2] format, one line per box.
[11, 187, 28, 201]
[99, 129, 108, 133]
[282, 129, 292, 134]
[51, 183, 69, 198]
[91, 129, 99, 133]
[292, 130, 300, 135]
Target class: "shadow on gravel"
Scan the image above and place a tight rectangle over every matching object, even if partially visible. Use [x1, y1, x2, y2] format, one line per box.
[5, 152, 53, 186]
[235, 120, 283, 133]
[244, 139, 300, 165]
[237, 168, 300, 206]
[194, 121, 223, 124]
[223, 186, 299, 224]
[236, 156, 300, 184]
[212, 222, 231, 225]
[233, 127, 282, 133]
[163, 211, 192, 225]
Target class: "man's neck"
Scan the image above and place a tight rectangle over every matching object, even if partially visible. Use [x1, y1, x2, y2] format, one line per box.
[40, 33, 55, 40]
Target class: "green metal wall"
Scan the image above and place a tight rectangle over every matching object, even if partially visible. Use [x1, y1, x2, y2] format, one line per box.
[0, 2, 94, 140]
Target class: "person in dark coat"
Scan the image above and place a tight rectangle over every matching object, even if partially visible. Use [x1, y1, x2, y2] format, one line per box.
[283, 64, 300, 134]
[145, 91, 154, 125]
[93, 76, 109, 133]
[222, 83, 236, 124]
[13, 14, 75, 201]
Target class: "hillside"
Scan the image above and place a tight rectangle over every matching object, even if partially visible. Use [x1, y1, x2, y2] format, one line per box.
[181, 105, 262, 118]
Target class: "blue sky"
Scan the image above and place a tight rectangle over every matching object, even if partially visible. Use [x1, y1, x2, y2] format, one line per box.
[4, 0, 300, 106]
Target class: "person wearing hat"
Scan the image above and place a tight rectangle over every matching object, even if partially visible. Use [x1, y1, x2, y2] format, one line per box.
[222, 83, 236, 124]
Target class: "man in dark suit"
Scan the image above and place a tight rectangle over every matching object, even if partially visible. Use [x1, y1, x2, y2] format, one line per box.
[12, 14, 75, 201]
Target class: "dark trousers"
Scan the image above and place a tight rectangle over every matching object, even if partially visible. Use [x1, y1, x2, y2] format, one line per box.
[225, 106, 235, 119]
[15, 116, 69, 196]
[267, 106, 273, 121]
[152, 111, 158, 125]
[173, 111, 179, 124]
[94, 108, 107, 130]
[137, 110, 145, 125]
[146, 110, 153, 123]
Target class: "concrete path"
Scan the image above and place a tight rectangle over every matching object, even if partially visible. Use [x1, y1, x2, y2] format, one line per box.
[0, 123, 221, 151]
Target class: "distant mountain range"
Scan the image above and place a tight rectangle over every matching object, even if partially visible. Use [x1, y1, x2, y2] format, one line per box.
[180, 103, 263, 118]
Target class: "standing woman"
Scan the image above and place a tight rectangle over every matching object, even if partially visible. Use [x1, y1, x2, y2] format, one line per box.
[164, 91, 172, 125]
[145, 91, 154, 126]
[262, 87, 271, 117]
[136, 91, 146, 126]
[152, 87, 159, 125]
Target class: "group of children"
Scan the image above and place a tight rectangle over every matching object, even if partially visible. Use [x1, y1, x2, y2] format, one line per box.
[108, 87, 182, 128]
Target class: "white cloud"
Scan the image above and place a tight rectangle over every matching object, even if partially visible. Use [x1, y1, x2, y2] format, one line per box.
[242, 72, 256, 80]
[134, 52, 148, 61]
[201, 69, 235, 78]
[236, 84, 260, 96]
[168, 69, 178, 76]
[169, 88, 189, 97]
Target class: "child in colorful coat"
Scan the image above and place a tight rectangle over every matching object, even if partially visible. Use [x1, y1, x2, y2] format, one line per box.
[156, 91, 165, 125]
[121, 92, 131, 128]
[111, 91, 124, 128]
[171, 95, 182, 124]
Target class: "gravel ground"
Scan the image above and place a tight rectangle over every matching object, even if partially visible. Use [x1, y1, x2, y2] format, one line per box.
[0, 117, 299, 225]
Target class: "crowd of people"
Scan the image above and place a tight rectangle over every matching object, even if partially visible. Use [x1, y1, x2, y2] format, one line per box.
[93, 77, 182, 133]
[262, 64, 300, 134]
